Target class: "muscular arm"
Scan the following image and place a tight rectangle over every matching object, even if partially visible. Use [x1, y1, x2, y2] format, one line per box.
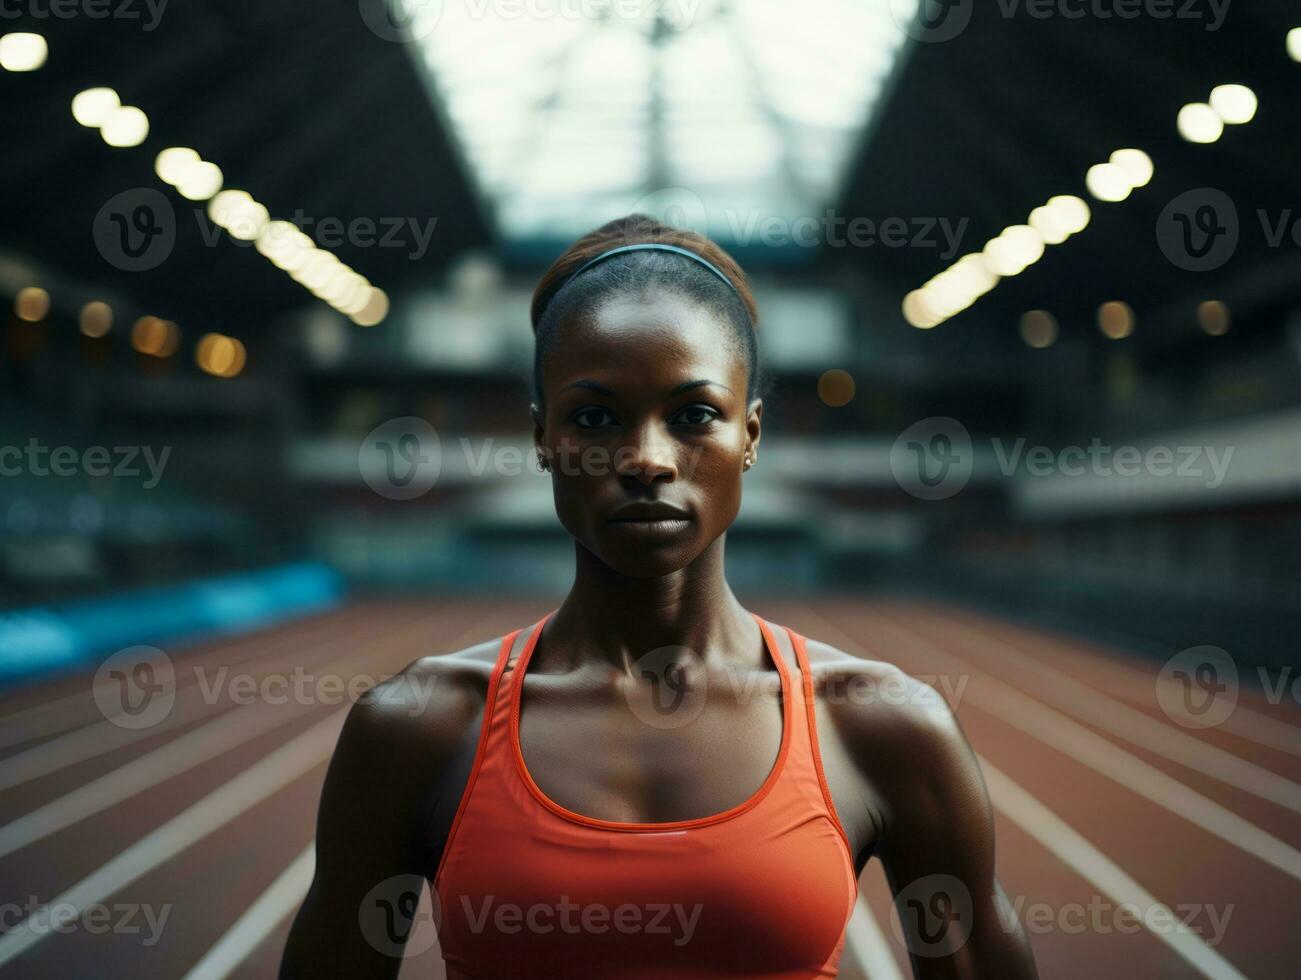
[279, 658, 486, 978]
[838, 664, 1038, 978]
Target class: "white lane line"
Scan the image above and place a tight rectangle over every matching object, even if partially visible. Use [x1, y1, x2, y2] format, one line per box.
[0, 612, 421, 793]
[804, 608, 1301, 883]
[882, 610, 1301, 812]
[182, 844, 316, 980]
[929, 604, 1301, 758]
[979, 755, 1247, 980]
[0, 612, 355, 751]
[0, 611, 446, 858]
[844, 895, 906, 980]
[0, 710, 345, 967]
[1159, 700, 1301, 758]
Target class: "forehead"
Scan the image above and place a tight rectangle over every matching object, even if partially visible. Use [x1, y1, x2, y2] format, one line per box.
[546, 290, 744, 389]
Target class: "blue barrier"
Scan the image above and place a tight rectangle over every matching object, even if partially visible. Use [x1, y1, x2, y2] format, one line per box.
[0, 562, 345, 685]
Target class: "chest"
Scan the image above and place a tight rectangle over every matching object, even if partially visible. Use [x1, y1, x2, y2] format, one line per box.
[514, 672, 879, 870]
[516, 674, 786, 825]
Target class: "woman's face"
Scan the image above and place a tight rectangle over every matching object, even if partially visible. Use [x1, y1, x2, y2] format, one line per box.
[532, 290, 761, 578]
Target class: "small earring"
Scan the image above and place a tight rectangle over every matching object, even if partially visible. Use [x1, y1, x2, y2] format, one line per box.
[743, 456, 754, 471]
[537, 453, 550, 472]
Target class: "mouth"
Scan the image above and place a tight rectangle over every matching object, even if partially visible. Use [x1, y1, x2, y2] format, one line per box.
[606, 504, 693, 524]
[606, 504, 694, 536]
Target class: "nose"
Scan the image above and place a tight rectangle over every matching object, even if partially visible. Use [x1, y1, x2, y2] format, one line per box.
[614, 422, 678, 486]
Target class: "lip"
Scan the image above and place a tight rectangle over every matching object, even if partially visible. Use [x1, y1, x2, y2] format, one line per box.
[606, 503, 693, 523]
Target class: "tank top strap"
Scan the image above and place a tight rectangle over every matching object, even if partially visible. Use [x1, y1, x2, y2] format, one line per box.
[433, 617, 546, 891]
[493, 613, 549, 717]
[753, 615, 855, 863]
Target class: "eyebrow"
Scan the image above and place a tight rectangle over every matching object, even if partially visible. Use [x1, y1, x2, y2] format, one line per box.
[559, 378, 734, 396]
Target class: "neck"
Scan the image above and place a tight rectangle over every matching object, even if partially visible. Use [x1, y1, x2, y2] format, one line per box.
[542, 533, 760, 676]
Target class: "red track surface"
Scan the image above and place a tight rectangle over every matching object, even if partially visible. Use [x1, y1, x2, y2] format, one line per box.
[0, 597, 1296, 978]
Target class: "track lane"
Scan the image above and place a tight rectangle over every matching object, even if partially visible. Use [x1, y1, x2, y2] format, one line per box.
[1, 597, 1295, 978]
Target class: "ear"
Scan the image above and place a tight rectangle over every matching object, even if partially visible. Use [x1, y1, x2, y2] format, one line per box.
[530, 402, 546, 458]
[744, 398, 763, 462]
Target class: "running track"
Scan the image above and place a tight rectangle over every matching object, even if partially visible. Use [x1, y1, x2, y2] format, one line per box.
[0, 597, 1297, 978]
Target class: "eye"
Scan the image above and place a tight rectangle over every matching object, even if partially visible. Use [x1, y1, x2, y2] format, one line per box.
[672, 404, 721, 426]
[571, 406, 618, 429]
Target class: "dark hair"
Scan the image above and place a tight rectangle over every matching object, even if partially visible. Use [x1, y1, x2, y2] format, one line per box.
[529, 214, 764, 408]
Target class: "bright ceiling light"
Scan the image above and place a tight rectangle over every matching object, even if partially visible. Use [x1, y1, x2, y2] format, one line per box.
[1109, 148, 1154, 188]
[1209, 84, 1257, 125]
[100, 105, 149, 147]
[1046, 195, 1091, 235]
[1086, 163, 1133, 202]
[1197, 300, 1231, 336]
[902, 290, 940, 329]
[1178, 102, 1224, 144]
[176, 161, 223, 201]
[1289, 28, 1301, 62]
[15, 286, 50, 322]
[207, 189, 252, 225]
[300, 251, 341, 291]
[0, 32, 47, 72]
[155, 146, 200, 185]
[1029, 205, 1069, 245]
[1020, 310, 1058, 349]
[1001, 225, 1044, 269]
[197, 333, 247, 378]
[350, 287, 390, 327]
[983, 225, 1043, 277]
[72, 87, 120, 127]
[1098, 301, 1135, 340]
[79, 301, 113, 338]
[209, 191, 268, 241]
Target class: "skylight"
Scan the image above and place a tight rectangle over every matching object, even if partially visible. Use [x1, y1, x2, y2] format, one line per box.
[404, 0, 917, 243]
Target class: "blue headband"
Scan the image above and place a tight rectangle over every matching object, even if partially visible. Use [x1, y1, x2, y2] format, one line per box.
[551, 243, 742, 312]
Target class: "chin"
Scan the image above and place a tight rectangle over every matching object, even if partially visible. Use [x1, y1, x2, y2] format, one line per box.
[587, 530, 706, 579]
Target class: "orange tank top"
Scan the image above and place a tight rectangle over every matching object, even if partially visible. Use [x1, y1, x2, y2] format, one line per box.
[432, 611, 859, 979]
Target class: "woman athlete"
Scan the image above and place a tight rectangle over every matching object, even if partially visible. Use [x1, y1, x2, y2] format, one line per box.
[280, 215, 1038, 979]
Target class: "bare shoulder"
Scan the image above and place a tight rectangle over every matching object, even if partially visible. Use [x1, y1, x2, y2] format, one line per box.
[798, 635, 969, 774]
[337, 635, 509, 765]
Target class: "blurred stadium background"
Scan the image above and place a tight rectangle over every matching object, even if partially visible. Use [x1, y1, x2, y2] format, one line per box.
[1, 0, 1299, 977]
